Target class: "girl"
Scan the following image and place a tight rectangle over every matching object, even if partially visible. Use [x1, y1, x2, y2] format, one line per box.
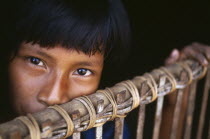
[0, 0, 209, 138]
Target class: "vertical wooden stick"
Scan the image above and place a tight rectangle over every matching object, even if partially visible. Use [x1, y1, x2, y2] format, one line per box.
[136, 82, 148, 139]
[170, 89, 184, 139]
[114, 92, 126, 139]
[152, 76, 166, 139]
[96, 126, 103, 139]
[72, 133, 81, 139]
[170, 70, 190, 139]
[136, 105, 146, 139]
[96, 100, 104, 139]
[72, 110, 81, 139]
[197, 68, 210, 139]
[114, 118, 124, 139]
[183, 81, 198, 139]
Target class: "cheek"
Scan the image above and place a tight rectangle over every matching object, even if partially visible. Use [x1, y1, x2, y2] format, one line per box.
[9, 66, 41, 97]
[9, 61, 46, 114]
[69, 77, 101, 99]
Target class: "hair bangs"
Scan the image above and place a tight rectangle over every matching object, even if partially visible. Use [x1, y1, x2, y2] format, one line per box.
[16, 0, 111, 55]
[15, 0, 130, 60]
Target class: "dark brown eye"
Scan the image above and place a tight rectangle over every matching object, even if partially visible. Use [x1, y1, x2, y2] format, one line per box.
[74, 68, 92, 76]
[77, 69, 87, 75]
[29, 57, 44, 66]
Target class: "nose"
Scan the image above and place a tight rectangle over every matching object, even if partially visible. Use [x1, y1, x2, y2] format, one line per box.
[37, 73, 70, 106]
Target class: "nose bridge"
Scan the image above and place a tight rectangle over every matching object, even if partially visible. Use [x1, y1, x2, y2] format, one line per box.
[38, 71, 69, 106]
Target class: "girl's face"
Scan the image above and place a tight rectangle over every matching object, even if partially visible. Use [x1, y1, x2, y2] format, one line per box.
[9, 42, 104, 115]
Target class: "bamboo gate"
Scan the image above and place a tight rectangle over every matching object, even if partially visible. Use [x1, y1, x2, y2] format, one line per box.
[0, 59, 209, 139]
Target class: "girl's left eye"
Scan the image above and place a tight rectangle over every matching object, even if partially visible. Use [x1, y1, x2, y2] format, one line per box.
[73, 68, 92, 76]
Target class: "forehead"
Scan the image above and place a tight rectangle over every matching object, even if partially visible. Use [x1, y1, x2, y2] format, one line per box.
[18, 42, 104, 66]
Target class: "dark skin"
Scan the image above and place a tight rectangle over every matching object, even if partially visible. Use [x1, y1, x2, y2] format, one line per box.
[9, 42, 104, 115]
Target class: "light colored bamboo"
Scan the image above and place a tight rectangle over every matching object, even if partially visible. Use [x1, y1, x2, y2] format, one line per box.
[152, 76, 166, 139]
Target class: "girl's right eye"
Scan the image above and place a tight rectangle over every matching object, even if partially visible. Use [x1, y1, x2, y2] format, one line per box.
[28, 57, 45, 67]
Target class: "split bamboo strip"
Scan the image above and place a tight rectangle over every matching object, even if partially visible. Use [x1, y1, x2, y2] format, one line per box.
[114, 118, 124, 139]
[183, 81, 198, 139]
[136, 105, 146, 139]
[152, 76, 166, 139]
[170, 89, 185, 139]
[196, 66, 210, 139]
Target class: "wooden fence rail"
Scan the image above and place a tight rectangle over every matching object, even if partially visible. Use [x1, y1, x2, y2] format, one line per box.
[0, 59, 209, 139]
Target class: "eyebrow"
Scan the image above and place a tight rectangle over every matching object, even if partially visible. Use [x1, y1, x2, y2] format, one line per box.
[35, 50, 55, 61]
[72, 61, 102, 67]
[21, 44, 103, 67]
[21, 44, 55, 61]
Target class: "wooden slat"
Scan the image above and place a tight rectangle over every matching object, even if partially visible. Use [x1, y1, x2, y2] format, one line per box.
[96, 126, 103, 139]
[136, 81, 148, 139]
[114, 118, 124, 139]
[152, 97, 164, 139]
[114, 91, 127, 139]
[170, 89, 184, 139]
[72, 110, 81, 139]
[72, 133, 81, 139]
[197, 68, 210, 139]
[170, 69, 191, 139]
[183, 81, 198, 139]
[152, 76, 166, 139]
[136, 105, 146, 139]
[96, 100, 105, 139]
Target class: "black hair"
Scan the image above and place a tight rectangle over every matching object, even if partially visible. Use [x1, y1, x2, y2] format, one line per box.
[0, 0, 131, 120]
[12, 0, 131, 63]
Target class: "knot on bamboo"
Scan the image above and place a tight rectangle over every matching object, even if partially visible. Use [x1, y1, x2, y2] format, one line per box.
[0, 60, 207, 139]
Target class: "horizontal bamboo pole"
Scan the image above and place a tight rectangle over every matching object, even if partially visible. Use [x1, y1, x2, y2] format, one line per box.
[0, 59, 207, 139]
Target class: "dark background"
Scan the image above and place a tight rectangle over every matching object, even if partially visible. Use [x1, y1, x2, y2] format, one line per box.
[102, 0, 210, 85]
[119, 1, 210, 139]
[123, 0, 210, 78]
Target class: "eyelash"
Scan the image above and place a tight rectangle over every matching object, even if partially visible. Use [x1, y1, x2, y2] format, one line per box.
[73, 68, 93, 76]
[25, 56, 46, 68]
